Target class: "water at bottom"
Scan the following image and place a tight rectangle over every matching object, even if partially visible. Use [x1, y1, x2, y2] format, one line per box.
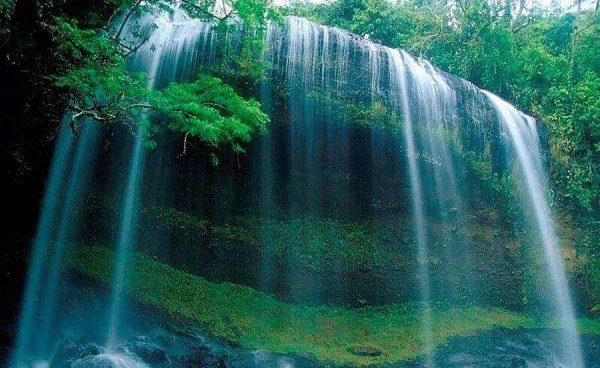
[71, 351, 149, 368]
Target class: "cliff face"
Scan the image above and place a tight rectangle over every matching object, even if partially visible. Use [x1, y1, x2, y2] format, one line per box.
[5, 8, 599, 368]
[66, 13, 559, 310]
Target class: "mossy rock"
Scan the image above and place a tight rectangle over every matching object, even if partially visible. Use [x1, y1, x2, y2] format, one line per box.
[64, 245, 600, 366]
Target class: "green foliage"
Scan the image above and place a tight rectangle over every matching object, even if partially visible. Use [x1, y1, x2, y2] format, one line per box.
[51, 17, 152, 128]
[153, 75, 268, 152]
[39, 0, 274, 154]
[139, 204, 526, 309]
[184, 0, 282, 80]
[147, 206, 210, 244]
[181, 0, 277, 24]
[144, 206, 406, 270]
[0, 0, 14, 37]
[546, 73, 600, 210]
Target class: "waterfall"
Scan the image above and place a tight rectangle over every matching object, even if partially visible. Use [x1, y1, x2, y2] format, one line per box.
[35, 121, 101, 356]
[10, 10, 214, 365]
[10, 119, 101, 367]
[258, 16, 583, 367]
[259, 23, 276, 294]
[484, 91, 584, 368]
[387, 48, 435, 365]
[11, 9, 586, 367]
[10, 119, 74, 368]
[106, 12, 211, 347]
[106, 127, 147, 347]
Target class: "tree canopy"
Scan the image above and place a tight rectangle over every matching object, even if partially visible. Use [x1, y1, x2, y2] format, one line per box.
[2, 0, 274, 158]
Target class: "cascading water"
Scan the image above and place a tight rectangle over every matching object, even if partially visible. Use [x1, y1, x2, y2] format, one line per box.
[10, 119, 100, 368]
[387, 48, 435, 366]
[484, 91, 584, 368]
[34, 121, 101, 356]
[259, 24, 276, 294]
[106, 12, 212, 347]
[10, 8, 587, 368]
[10, 120, 74, 368]
[10, 10, 213, 366]
[106, 128, 147, 347]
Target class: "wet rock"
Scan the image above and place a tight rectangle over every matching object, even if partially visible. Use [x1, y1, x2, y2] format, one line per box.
[348, 346, 382, 357]
[129, 341, 169, 364]
[406, 328, 600, 367]
[52, 340, 103, 367]
[180, 346, 227, 368]
[228, 350, 320, 368]
[71, 352, 148, 368]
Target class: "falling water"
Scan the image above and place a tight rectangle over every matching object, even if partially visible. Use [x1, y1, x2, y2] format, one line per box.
[106, 128, 147, 346]
[285, 16, 325, 303]
[106, 12, 210, 346]
[387, 48, 435, 366]
[259, 23, 276, 293]
[401, 52, 476, 301]
[10, 118, 100, 367]
[11, 9, 587, 367]
[484, 91, 584, 368]
[264, 16, 582, 363]
[105, 20, 157, 348]
[72, 350, 149, 368]
[35, 121, 100, 356]
[10, 119, 75, 368]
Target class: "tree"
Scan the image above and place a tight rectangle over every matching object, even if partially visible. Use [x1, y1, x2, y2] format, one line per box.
[546, 73, 600, 210]
[42, 0, 274, 153]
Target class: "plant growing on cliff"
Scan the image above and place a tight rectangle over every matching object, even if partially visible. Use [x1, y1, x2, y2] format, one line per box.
[153, 75, 269, 152]
[546, 73, 600, 210]
[49, 0, 273, 153]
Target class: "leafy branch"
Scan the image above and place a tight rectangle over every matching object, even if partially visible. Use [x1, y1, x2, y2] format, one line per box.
[49, 1, 273, 156]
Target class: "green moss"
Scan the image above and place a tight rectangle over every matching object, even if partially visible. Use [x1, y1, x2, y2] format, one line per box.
[145, 209, 411, 272]
[261, 216, 404, 271]
[577, 317, 600, 334]
[64, 245, 600, 366]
